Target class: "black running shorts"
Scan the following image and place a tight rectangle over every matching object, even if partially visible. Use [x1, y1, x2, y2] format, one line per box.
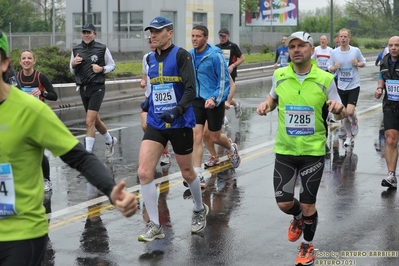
[192, 98, 225, 132]
[273, 154, 324, 204]
[80, 84, 106, 112]
[143, 125, 193, 155]
[337, 86, 360, 107]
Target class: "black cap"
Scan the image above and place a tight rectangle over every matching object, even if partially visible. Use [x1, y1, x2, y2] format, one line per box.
[82, 23, 96, 32]
[218, 28, 230, 36]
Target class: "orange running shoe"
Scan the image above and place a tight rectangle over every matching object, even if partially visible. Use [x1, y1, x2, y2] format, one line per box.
[288, 217, 303, 242]
[295, 242, 315, 266]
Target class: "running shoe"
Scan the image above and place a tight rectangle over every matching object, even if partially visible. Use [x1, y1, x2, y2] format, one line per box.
[191, 203, 209, 234]
[234, 102, 242, 118]
[183, 176, 206, 189]
[138, 221, 165, 242]
[159, 152, 172, 166]
[351, 118, 359, 136]
[44, 179, 52, 192]
[381, 173, 397, 188]
[105, 136, 118, 158]
[295, 242, 315, 266]
[228, 141, 241, 168]
[288, 217, 303, 242]
[204, 156, 220, 168]
[343, 136, 354, 147]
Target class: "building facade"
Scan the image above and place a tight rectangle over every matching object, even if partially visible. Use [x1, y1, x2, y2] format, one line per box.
[65, 0, 240, 52]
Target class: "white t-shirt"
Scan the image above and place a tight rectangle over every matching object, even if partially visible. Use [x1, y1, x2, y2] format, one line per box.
[328, 46, 366, 91]
[142, 52, 152, 97]
[311, 46, 333, 71]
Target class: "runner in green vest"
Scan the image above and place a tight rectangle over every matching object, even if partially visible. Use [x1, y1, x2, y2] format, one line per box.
[257, 31, 347, 266]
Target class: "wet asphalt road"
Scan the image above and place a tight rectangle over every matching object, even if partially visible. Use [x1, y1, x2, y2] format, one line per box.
[43, 61, 399, 266]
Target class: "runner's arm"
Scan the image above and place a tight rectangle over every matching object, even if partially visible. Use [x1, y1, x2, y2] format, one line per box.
[39, 73, 58, 101]
[175, 48, 196, 115]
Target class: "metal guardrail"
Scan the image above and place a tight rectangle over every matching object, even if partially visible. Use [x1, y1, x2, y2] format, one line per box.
[49, 53, 378, 110]
[52, 64, 274, 89]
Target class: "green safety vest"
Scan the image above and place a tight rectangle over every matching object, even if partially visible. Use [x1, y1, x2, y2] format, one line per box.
[273, 61, 334, 156]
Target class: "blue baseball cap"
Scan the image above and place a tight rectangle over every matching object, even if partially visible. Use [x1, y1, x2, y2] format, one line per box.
[144, 16, 173, 31]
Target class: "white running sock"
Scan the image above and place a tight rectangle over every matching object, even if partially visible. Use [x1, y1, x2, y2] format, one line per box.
[102, 132, 112, 144]
[188, 177, 204, 212]
[85, 137, 95, 152]
[141, 181, 159, 225]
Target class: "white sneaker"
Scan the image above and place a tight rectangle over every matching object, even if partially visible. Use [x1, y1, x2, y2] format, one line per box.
[138, 221, 165, 242]
[228, 140, 241, 168]
[204, 156, 220, 168]
[105, 137, 118, 158]
[343, 137, 354, 147]
[191, 203, 209, 234]
[159, 152, 172, 165]
[381, 173, 397, 188]
[44, 179, 52, 192]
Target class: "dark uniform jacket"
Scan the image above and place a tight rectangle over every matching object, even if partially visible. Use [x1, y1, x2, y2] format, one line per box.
[72, 40, 106, 85]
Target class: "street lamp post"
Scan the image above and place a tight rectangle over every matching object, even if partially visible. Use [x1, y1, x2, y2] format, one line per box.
[118, 0, 121, 52]
[9, 22, 12, 53]
[52, 0, 55, 45]
[330, 0, 334, 44]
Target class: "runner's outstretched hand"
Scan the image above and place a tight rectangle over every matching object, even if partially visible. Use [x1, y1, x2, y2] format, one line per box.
[110, 181, 138, 217]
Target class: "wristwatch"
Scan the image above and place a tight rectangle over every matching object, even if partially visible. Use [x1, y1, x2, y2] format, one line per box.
[42, 91, 48, 97]
[210, 96, 218, 105]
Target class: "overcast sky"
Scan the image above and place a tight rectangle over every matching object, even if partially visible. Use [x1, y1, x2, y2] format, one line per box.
[299, 0, 345, 11]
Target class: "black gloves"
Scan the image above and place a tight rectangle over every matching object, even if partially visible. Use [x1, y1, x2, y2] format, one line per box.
[159, 108, 179, 123]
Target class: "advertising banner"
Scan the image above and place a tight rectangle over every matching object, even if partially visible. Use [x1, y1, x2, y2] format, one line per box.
[245, 0, 298, 27]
